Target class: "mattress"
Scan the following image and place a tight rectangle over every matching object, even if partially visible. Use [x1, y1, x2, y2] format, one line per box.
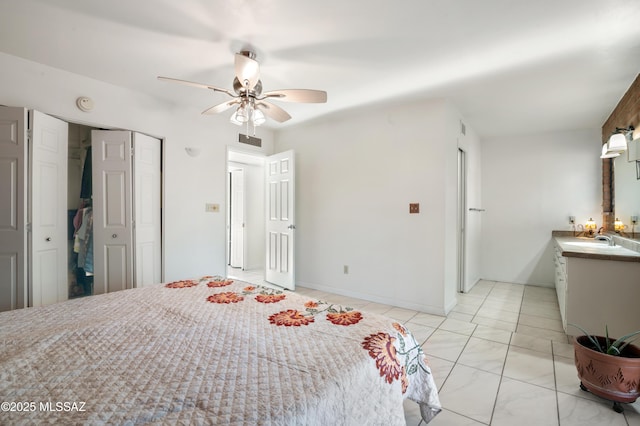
[0, 277, 441, 424]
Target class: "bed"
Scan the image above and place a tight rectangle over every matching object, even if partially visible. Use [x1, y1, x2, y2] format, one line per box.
[0, 276, 441, 424]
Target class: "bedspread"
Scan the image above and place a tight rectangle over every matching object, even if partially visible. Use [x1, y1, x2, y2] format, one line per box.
[0, 277, 440, 425]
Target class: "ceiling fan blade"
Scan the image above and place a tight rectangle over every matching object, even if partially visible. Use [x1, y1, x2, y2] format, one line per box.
[256, 101, 291, 123]
[261, 89, 327, 103]
[235, 53, 260, 90]
[201, 99, 240, 115]
[157, 76, 234, 97]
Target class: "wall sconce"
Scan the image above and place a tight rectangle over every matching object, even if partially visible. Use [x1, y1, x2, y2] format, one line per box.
[614, 218, 626, 233]
[185, 147, 202, 157]
[600, 143, 620, 159]
[601, 126, 635, 158]
[584, 217, 597, 236]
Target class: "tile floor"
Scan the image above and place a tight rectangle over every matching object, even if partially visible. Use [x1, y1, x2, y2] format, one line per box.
[227, 267, 640, 426]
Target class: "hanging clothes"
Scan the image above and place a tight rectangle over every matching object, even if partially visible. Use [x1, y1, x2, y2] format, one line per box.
[80, 146, 92, 199]
[75, 206, 94, 274]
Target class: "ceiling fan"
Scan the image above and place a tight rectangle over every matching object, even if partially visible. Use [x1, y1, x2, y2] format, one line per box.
[158, 50, 327, 130]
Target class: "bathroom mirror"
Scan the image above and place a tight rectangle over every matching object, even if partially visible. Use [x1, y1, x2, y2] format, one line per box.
[614, 150, 640, 240]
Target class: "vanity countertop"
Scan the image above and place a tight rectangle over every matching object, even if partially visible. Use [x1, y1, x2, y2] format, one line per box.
[553, 234, 640, 263]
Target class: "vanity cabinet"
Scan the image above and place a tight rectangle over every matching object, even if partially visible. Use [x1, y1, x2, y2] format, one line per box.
[553, 246, 567, 330]
[554, 238, 640, 338]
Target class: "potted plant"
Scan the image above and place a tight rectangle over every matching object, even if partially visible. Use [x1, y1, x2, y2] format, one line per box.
[570, 324, 640, 413]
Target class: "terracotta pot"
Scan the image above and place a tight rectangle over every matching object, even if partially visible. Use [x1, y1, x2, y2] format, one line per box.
[574, 335, 640, 403]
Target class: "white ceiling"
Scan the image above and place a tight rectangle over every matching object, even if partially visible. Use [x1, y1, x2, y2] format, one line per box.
[1, 0, 639, 138]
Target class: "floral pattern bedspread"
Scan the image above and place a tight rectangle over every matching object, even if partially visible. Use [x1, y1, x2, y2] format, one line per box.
[0, 277, 441, 425]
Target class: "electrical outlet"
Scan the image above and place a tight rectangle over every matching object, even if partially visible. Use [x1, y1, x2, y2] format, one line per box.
[569, 216, 575, 224]
[632, 216, 638, 225]
[343, 265, 349, 274]
[205, 203, 220, 213]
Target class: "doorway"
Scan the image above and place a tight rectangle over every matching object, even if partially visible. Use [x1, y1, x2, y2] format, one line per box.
[67, 123, 97, 298]
[457, 148, 467, 293]
[226, 149, 265, 284]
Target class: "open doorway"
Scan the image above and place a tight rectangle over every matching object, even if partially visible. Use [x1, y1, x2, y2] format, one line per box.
[226, 149, 265, 284]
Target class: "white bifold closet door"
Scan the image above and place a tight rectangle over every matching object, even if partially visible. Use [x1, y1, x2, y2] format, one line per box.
[0, 107, 68, 311]
[92, 130, 161, 294]
[30, 110, 69, 307]
[0, 107, 28, 311]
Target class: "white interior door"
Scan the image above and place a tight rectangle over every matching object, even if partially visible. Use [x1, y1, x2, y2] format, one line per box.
[0, 106, 27, 311]
[92, 130, 133, 294]
[132, 132, 161, 287]
[230, 168, 245, 269]
[265, 150, 295, 290]
[30, 110, 68, 307]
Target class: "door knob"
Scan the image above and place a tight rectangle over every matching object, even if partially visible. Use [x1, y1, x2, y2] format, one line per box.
[287, 225, 296, 230]
[112, 234, 118, 238]
[45, 237, 51, 242]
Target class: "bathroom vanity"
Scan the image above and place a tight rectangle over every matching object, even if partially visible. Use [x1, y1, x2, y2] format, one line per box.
[553, 233, 640, 338]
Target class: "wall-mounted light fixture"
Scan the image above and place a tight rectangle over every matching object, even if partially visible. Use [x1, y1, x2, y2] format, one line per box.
[600, 143, 620, 159]
[601, 126, 635, 158]
[614, 218, 627, 233]
[185, 147, 202, 157]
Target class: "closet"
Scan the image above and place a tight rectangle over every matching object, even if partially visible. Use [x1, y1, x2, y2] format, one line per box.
[0, 106, 162, 312]
[68, 123, 94, 298]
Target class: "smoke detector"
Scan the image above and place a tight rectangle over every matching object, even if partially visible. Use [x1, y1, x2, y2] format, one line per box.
[76, 96, 94, 112]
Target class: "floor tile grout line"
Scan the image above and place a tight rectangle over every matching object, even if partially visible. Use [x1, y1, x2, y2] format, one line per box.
[487, 289, 522, 425]
[552, 341, 563, 426]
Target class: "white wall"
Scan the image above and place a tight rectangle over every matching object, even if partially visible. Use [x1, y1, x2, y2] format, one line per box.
[480, 129, 602, 286]
[274, 98, 481, 315]
[0, 52, 274, 282]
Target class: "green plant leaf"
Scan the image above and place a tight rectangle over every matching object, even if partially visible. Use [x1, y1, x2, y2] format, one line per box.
[569, 323, 603, 352]
[612, 331, 640, 352]
[607, 345, 621, 356]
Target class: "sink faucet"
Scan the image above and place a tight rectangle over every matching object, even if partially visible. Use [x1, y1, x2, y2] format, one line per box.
[595, 234, 615, 246]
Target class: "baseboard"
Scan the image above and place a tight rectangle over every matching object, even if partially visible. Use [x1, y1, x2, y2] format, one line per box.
[295, 280, 446, 317]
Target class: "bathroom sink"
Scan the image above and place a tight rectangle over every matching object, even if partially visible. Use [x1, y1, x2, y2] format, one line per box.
[560, 239, 640, 258]
[564, 241, 619, 249]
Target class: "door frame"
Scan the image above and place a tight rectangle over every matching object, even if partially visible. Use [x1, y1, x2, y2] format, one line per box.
[457, 147, 467, 293]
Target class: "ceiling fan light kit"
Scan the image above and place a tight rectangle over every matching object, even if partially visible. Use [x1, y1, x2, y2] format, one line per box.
[158, 50, 327, 133]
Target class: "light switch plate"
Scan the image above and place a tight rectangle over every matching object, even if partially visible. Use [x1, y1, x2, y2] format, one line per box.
[409, 203, 420, 214]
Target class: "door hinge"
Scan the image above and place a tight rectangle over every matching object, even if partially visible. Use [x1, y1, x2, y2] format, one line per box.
[26, 222, 32, 232]
[27, 129, 33, 142]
